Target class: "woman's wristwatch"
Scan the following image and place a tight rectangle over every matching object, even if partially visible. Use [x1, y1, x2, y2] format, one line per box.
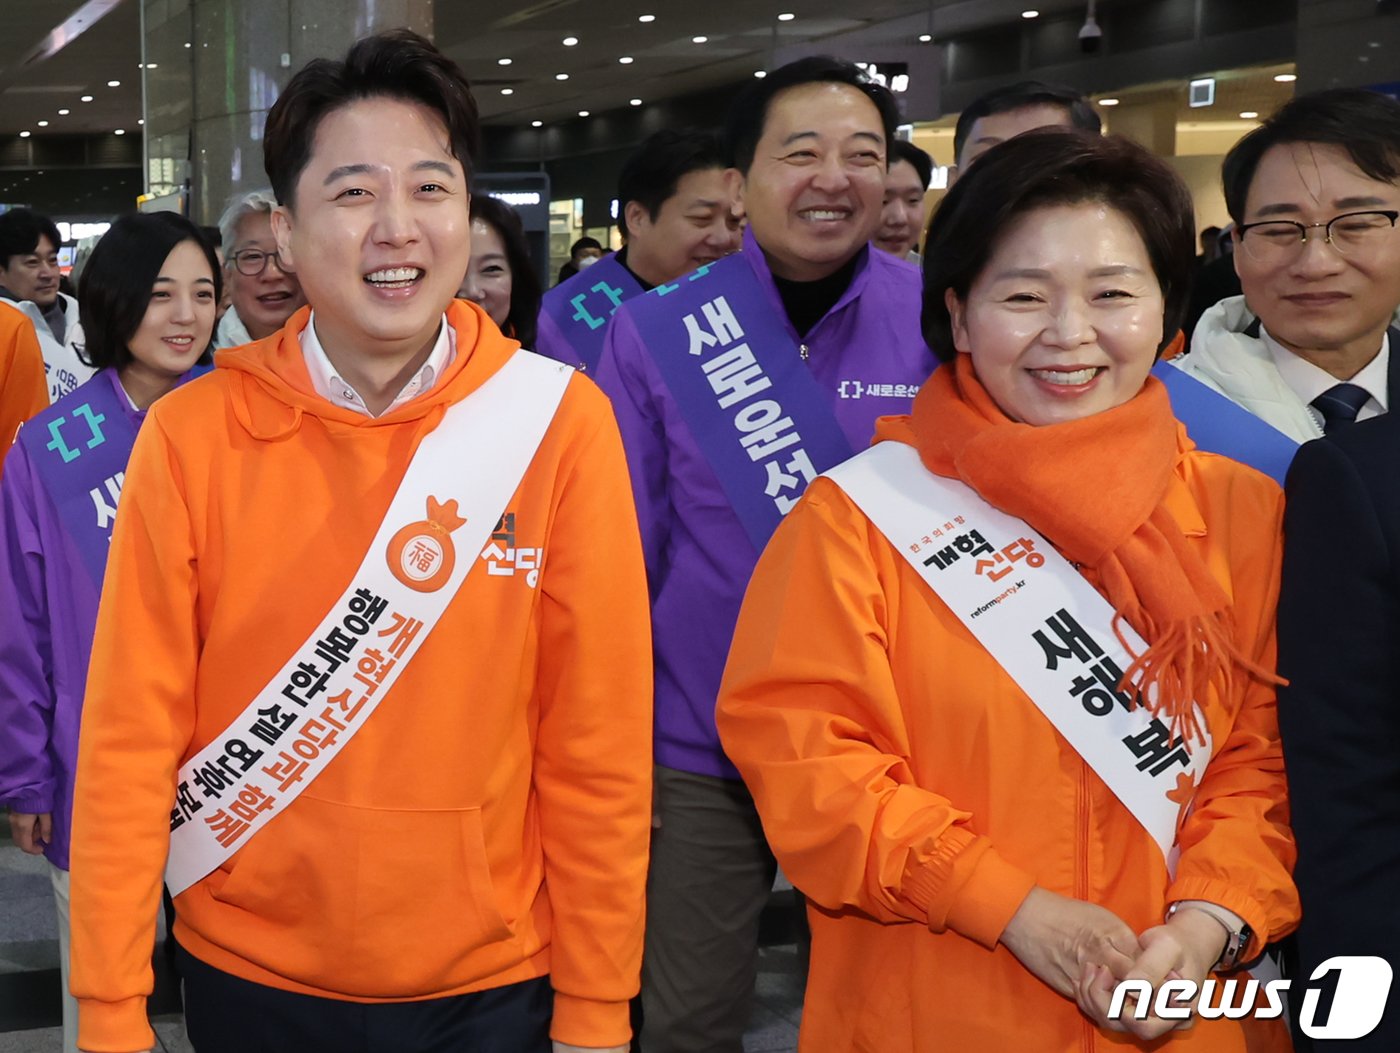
[1166, 900, 1254, 972]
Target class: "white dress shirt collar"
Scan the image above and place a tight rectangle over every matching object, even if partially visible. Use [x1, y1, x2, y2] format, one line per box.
[300, 312, 456, 417]
[1262, 325, 1389, 427]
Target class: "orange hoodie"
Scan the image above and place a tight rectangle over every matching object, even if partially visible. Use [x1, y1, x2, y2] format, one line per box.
[0, 301, 48, 467]
[69, 302, 653, 1052]
[716, 415, 1298, 1053]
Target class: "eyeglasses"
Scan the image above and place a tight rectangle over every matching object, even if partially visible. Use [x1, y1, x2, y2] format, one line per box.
[1237, 210, 1399, 264]
[230, 248, 290, 277]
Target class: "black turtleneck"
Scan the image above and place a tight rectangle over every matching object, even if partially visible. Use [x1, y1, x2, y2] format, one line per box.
[771, 254, 859, 338]
[614, 245, 656, 293]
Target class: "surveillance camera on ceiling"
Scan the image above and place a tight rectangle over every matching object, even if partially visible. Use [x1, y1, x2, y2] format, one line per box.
[1079, 16, 1103, 52]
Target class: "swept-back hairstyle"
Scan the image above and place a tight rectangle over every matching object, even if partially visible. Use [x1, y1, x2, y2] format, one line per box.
[953, 81, 1102, 164]
[921, 129, 1194, 362]
[78, 211, 222, 370]
[263, 29, 480, 207]
[216, 189, 279, 261]
[725, 55, 901, 174]
[1221, 88, 1400, 224]
[617, 129, 727, 237]
[469, 195, 541, 349]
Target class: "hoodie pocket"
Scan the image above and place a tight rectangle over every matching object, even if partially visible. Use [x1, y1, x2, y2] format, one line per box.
[210, 794, 512, 996]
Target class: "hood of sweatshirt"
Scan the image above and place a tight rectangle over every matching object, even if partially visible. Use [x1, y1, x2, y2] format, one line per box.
[213, 299, 517, 443]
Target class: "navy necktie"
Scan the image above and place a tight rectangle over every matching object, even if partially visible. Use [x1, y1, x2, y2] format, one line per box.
[1311, 383, 1371, 434]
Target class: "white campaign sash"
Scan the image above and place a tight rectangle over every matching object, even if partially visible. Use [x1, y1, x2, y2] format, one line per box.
[825, 441, 1212, 869]
[165, 351, 574, 895]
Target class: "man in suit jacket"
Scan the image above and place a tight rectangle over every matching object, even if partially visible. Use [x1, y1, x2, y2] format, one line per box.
[1279, 409, 1400, 1049]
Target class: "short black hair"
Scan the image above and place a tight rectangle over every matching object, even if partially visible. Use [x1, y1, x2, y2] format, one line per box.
[890, 139, 934, 190]
[725, 55, 902, 174]
[1221, 88, 1400, 225]
[0, 208, 62, 270]
[469, 195, 542, 350]
[570, 237, 603, 258]
[617, 129, 727, 238]
[263, 29, 480, 208]
[922, 129, 1194, 363]
[953, 81, 1102, 164]
[77, 212, 222, 370]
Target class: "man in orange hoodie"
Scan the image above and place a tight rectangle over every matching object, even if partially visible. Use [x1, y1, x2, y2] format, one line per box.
[66, 31, 651, 1053]
[0, 299, 48, 467]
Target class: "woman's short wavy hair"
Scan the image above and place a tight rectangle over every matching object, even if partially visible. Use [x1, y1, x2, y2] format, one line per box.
[921, 129, 1195, 362]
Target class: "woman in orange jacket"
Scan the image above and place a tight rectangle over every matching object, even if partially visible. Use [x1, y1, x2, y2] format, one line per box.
[716, 129, 1298, 1052]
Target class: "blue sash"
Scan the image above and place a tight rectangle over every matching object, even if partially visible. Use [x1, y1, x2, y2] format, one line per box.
[20, 366, 209, 590]
[1153, 362, 1299, 484]
[538, 253, 644, 372]
[629, 257, 854, 550]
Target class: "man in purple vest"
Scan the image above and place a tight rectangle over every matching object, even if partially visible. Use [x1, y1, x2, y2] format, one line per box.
[536, 130, 740, 373]
[594, 56, 936, 1053]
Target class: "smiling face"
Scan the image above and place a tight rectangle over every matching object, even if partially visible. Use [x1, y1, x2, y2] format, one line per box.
[947, 202, 1164, 426]
[459, 218, 512, 330]
[126, 238, 218, 379]
[227, 210, 306, 340]
[875, 158, 927, 258]
[0, 233, 61, 309]
[626, 166, 742, 286]
[732, 81, 887, 281]
[1234, 141, 1400, 367]
[271, 95, 470, 363]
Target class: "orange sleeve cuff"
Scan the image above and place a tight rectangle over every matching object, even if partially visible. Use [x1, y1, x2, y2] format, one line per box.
[942, 847, 1038, 950]
[550, 992, 633, 1048]
[77, 996, 155, 1053]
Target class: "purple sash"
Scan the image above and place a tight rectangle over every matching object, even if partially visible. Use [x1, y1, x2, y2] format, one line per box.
[628, 256, 854, 551]
[537, 253, 644, 372]
[20, 366, 208, 591]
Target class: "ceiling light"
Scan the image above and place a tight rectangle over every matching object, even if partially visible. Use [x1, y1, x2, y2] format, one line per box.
[107, 80, 120, 87]
[638, 13, 655, 22]
[1099, 97, 1119, 106]
[1022, 9, 1039, 17]
[619, 56, 634, 64]
[1240, 111, 1259, 119]
[498, 58, 512, 65]
[501, 88, 514, 95]
[556, 72, 569, 80]
[137, 118, 144, 125]
[692, 35, 708, 43]
[114, 129, 125, 135]
[532, 120, 543, 127]
[184, 42, 191, 48]
[58, 108, 70, 115]
[146, 62, 158, 69]
[37, 120, 48, 127]
[1274, 73, 1297, 82]
[918, 33, 933, 42]
[578, 109, 590, 117]
[80, 95, 94, 102]
[778, 12, 795, 20]
[563, 36, 579, 46]
[754, 70, 767, 78]
[19, 131, 30, 138]
[630, 98, 642, 106]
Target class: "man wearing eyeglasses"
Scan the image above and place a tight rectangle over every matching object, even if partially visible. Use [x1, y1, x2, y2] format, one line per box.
[213, 189, 308, 349]
[1173, 89, 1400, 443]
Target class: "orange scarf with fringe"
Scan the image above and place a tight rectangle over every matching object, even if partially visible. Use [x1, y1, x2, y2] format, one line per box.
[909, 354, 1275, 746]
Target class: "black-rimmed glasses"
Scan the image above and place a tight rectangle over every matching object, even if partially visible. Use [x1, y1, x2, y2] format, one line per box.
[230, 248, 291, 277]
[1237, 210, 1399, 264]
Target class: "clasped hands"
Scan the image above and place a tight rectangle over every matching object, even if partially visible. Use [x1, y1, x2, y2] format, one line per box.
[1000, 887, 1231, 1043]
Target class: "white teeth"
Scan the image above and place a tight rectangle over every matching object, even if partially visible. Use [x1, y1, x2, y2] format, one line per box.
[1030, 367, 1099, 385]
[365, 267, 422, 283]
[801, 209, 846, 221]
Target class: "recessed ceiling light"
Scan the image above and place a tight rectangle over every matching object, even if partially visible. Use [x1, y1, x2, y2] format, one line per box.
[107, 80, 120, 87]
[630, 98, 642, 106]
[137, 118, 144, 125]
[80, 95, 94, 102]
[692, 35, 708, 43]
[1274, 73, 1296, 82]
[563, 36, 579, 46]
[754, 70, 767, 78]
[58, 108, 70, 115]
[1021, 9, 1039, 18]
[501, 88, 514, 95]
[578, 110, 590, 117]
[37, 120, 48, 127]
[777, 12, 795, 20]
[556, 73, 569, 81]
[638, 13, 655, 22]
[619, 56, 634, 64]
[532, 120, 543, 127]
[1240, 111, 1259, 119]
[19, 131, 30, 138]
[146, 62, 158, 69]
[114, 129, 125, 135]
[1099, 97, 1120, 106]
[184, 42, 191, 48]
[918, 33, 933, 42]
[498, 57, 512, 65]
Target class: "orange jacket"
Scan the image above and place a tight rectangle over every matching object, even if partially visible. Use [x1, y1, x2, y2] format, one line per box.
[69, 302, 653, 1052]
[0, 302, 48, 470]
[716, 416, 1298, 1053]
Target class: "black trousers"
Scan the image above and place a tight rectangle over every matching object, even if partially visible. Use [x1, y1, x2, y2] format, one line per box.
[178, 946, 552, 1053]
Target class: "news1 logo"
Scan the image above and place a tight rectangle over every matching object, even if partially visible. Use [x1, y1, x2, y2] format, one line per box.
[1108, 956, 1393, 1039]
